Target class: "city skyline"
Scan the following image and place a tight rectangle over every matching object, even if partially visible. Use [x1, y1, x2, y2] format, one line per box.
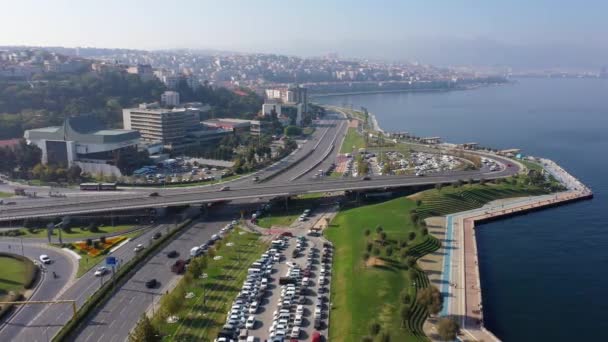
[2, 0, 608, 68]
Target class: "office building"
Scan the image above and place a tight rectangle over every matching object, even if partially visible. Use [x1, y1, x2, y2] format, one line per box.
[161, 91, 180, 107]
[122, 102, 199, 151]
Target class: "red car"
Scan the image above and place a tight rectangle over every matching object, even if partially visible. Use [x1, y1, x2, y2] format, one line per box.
[281, 232, 293, 237]
[311, 332, 321, 342]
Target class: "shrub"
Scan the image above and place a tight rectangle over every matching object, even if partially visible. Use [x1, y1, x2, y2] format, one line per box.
[366, 242, 373, 252]
[100, 236, 106, 244]
[437, 317, 460, 341]
[86, 238, 93, 246]
[422, 228, 429, 236]
[386, 246, 394, 257]
[369, 322, 381, 336]
[408, 232, 416, 241]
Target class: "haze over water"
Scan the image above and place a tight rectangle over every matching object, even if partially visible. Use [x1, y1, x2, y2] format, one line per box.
[316, 78, 608, 341]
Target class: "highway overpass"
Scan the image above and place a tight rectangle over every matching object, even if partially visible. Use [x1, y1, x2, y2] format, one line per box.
[0, 158, 520, 221]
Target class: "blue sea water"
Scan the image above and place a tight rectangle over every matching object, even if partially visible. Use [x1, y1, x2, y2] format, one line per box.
[316, 78, 608, 341]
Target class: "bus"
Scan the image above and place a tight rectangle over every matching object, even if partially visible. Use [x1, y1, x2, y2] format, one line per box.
[80, 183, 117, 191]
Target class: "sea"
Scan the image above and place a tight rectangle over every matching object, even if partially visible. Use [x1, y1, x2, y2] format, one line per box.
[315, 77, 608, 342]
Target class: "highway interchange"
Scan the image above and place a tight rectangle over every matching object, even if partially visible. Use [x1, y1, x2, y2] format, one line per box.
[0, 111, 521, 341]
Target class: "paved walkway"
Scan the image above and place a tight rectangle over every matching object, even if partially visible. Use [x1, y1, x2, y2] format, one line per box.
[437, 159, 592, 342]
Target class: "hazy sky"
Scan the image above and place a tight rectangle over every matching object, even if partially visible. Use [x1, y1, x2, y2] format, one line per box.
[2, 0, 608, 68]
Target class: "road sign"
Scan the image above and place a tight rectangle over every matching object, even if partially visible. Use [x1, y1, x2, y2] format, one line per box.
[105, 256, 117, 266]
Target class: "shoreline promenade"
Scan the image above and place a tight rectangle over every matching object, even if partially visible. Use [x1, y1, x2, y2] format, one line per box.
[439, 159, 592, 341]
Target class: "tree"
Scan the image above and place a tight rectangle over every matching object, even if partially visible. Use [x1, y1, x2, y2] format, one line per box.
[373, 247, 381, 256]
[408, 231, 416, 241]
[284, 125, 302, 136]
[129, 314, 159, 342]
[375, 225, 383, 234]
[379, 232, 387, 244]
[386, 246, 394, 257]
[400, 290, 411, 304]
[406, 257, 416, 268]
[416, 286, 443, 315]
[364, 229, 371, 237]
[66, 165, 82, 183]
[410, 211, 419, 225]
[422, 228, 429, 236]
[400, 304, 411, 327]
[379, 332, 391, 342]
[366, 242, 373, 252]
[437, 317, 460, 341]
[416, 200, 422, 207]
[361, 337, 373, 342]
[369, 322, 381, 336]
[363, 252, 370, 261]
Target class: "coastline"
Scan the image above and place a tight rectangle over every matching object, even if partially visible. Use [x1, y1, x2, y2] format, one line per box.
[309, 83, 500, 98]
[328, 102, 593, 341]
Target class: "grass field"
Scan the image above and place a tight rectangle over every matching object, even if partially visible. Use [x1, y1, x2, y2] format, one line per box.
[154, 230, 268, 340]
[340, 127, 366, 154]
[520, 159, 544, 172]
[325, 197, 437, 342]
[19, 224, 134, 239]
[0, 192, 12, 198]
[256, 196, 320, 228]
[0, 256, 27, 296]
[410, 180, 549, 220]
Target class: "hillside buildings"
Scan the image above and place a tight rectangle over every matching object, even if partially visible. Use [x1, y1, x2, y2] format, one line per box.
[262, 85, 308, 125]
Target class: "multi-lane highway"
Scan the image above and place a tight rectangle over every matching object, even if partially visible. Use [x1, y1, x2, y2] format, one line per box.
[0, 157, 520, 221]
[0, 112, 349, 341]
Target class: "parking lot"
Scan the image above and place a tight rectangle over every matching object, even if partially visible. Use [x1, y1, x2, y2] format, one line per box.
[215, 229, 332, 342]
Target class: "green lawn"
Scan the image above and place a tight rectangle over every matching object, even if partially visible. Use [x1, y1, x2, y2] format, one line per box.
[520, 159, 544, 172]
[20, 224, 134, 239]
[75, 231, 143, 277]
[325, 197, 435, 342]
[161, 174, 243, 188]
[0, 256, 27, 296]
[340, 127, 366, 153]
[256, 196, 320, 228]
[410, 180, 549, 220]
[0, 192, 12, 198]
[154, 230, 268, 340]
[256, 210, 301, 228]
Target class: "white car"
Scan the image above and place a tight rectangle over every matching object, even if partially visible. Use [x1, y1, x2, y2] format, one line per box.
[290, 326, 300, 338]
[94, 266, 109, 277]
[245, 315, 256, 329]
[134, 244, 144, 252]
[39, 254, 51, 264]
[249, 301, 258, 314]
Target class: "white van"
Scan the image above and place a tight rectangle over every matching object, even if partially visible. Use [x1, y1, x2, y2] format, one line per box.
[190, 246, 202, 257]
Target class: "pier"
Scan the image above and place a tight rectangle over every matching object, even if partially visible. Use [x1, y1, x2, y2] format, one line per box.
[438, 160, 592, 341]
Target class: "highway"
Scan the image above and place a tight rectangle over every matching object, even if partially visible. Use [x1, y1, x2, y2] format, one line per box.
[0, 158, 520, 221]
[0, 112, 349, 341]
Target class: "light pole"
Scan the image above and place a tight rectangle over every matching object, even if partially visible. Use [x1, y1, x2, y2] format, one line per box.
[200, 273, 208, 309]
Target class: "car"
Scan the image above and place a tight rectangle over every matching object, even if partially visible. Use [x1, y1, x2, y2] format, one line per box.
[361, 175, 371, 181]
[94, 266, 109, 276]
[171, 259, 187, 274]
[249, 301, 258, 313]
[220, 186, 230, 191]
[167, 250, 179, 258]
[294, 315, 303, 326]
[290, 327, 300, 338]
[145, 278, 158, 288]
[39, 254, 51, 264]
[245, 315, 255, 329]
[153, 232, 162, 240]
[149, 192, 160, 197]
[134, 244, 145, 252]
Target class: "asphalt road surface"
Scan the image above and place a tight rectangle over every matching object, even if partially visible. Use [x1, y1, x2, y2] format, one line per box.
[0, 157, 520, 221]
[0, 221, 176, 342]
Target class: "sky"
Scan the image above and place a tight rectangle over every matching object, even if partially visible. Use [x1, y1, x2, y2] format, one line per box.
[2, 0, 608, 68]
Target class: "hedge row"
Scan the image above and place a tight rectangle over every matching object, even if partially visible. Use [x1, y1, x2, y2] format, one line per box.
[0, 292, 24, 322]
[52, 216, 199, 342]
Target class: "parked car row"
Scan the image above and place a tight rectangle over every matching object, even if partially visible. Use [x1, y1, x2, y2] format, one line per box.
[216, 241, 284, 341]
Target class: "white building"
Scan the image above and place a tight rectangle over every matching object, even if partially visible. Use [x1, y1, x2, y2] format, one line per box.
[161, 91, 180, 107]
